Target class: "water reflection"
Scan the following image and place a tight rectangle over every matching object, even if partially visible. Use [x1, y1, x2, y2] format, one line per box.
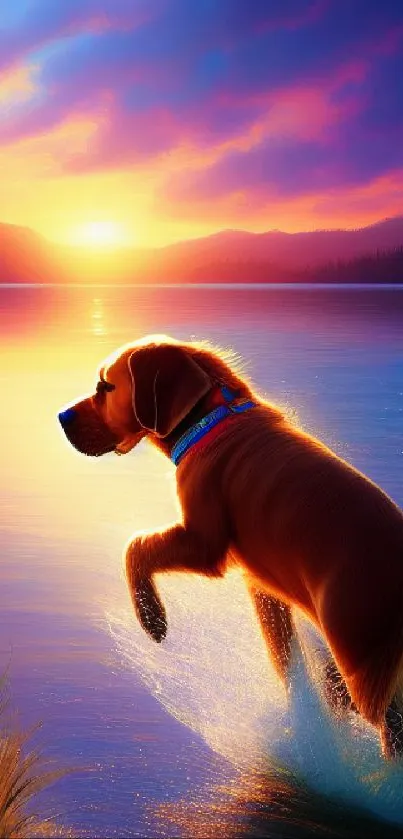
[1, 284, 403, 837]
[90, 297, 107, 337]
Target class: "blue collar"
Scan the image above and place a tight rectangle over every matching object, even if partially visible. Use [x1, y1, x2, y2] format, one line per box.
[170, 386, 257, 467]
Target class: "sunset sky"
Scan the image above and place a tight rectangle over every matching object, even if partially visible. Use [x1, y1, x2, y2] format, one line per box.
[0, 0, 402, 248]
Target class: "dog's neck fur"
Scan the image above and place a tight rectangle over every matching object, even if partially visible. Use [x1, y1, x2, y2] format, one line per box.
[153, 382, 249, 459]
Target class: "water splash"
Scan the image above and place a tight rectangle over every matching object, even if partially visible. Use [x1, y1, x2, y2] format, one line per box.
[107, 569, 403, 828]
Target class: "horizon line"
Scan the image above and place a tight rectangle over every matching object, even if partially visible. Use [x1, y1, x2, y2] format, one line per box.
[1, 282, 402, 291]
[1, 213, 402, 253]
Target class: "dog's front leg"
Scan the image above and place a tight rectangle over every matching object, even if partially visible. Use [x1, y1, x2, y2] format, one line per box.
[125, 524, 227, 642]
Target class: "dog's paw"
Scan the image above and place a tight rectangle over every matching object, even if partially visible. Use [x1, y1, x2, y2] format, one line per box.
[134, 576, 167, 643]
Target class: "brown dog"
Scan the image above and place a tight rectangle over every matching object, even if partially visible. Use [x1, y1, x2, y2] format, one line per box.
[59, 335, 403, 759]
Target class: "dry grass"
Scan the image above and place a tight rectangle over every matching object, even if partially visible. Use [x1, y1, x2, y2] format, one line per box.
[0, 672, 71, 839]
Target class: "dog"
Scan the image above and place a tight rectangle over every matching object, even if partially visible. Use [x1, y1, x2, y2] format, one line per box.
[58, 335, 403, 759]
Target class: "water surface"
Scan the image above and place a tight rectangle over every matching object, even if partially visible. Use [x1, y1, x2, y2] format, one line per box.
[1, 284, 403, 836]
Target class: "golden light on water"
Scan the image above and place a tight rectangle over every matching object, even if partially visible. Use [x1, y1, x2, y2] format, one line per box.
[91, 297, 106, 336]
[0, 292, 149, 550]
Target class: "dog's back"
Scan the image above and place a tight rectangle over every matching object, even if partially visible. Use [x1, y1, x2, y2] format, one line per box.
[177, 401, 403, 726]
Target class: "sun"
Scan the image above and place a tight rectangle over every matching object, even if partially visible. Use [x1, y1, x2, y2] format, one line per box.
[70, 221, 131, 249]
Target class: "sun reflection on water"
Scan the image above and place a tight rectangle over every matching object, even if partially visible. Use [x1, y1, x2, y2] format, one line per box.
[91, 297, 107, 337]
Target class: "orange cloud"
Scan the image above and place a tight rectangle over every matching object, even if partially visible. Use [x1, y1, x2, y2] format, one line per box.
[0, 43, 401, 248]
[157, 166, 403, 237]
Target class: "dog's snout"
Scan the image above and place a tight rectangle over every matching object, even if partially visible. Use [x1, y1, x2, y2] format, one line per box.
[58, 407, 77, 428]
[58, 397, 120, 456]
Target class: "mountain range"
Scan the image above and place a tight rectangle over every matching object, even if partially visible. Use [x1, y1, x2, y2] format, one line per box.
[1, 215, 403, 285]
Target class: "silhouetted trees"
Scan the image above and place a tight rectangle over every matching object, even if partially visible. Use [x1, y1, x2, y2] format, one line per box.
[302, 246, 403, 284]
[185, 247, 403, 284]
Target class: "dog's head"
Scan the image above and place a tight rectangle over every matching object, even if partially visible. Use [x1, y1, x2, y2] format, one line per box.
[58, 335, 231, 457]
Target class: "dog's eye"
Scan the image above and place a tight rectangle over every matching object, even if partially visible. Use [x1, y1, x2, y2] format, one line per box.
[96, 380, 115, 394]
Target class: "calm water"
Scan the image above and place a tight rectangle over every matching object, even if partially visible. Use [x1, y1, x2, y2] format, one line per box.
[1, 284, 403, 837]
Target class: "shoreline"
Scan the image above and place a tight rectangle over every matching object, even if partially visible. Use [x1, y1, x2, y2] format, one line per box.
[1, 282, 403, 291]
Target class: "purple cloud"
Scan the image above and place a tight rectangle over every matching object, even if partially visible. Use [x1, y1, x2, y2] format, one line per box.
[0, 0, 402, 215]
[0, 0, 333, 152]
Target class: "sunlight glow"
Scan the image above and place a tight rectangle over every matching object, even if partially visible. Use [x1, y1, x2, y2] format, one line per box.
[70, 221, 131, 249]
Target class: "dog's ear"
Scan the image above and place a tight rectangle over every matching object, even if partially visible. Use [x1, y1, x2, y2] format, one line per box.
[128, 344, 211, 437]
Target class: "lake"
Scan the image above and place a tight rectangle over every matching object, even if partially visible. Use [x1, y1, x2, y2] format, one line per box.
[1, 284, 403, 837]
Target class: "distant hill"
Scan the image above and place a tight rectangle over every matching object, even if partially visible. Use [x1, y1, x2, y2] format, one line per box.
[0, 223, 69, 284]
[1, 216, 403, 285]
[148, 216, 403, 275]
